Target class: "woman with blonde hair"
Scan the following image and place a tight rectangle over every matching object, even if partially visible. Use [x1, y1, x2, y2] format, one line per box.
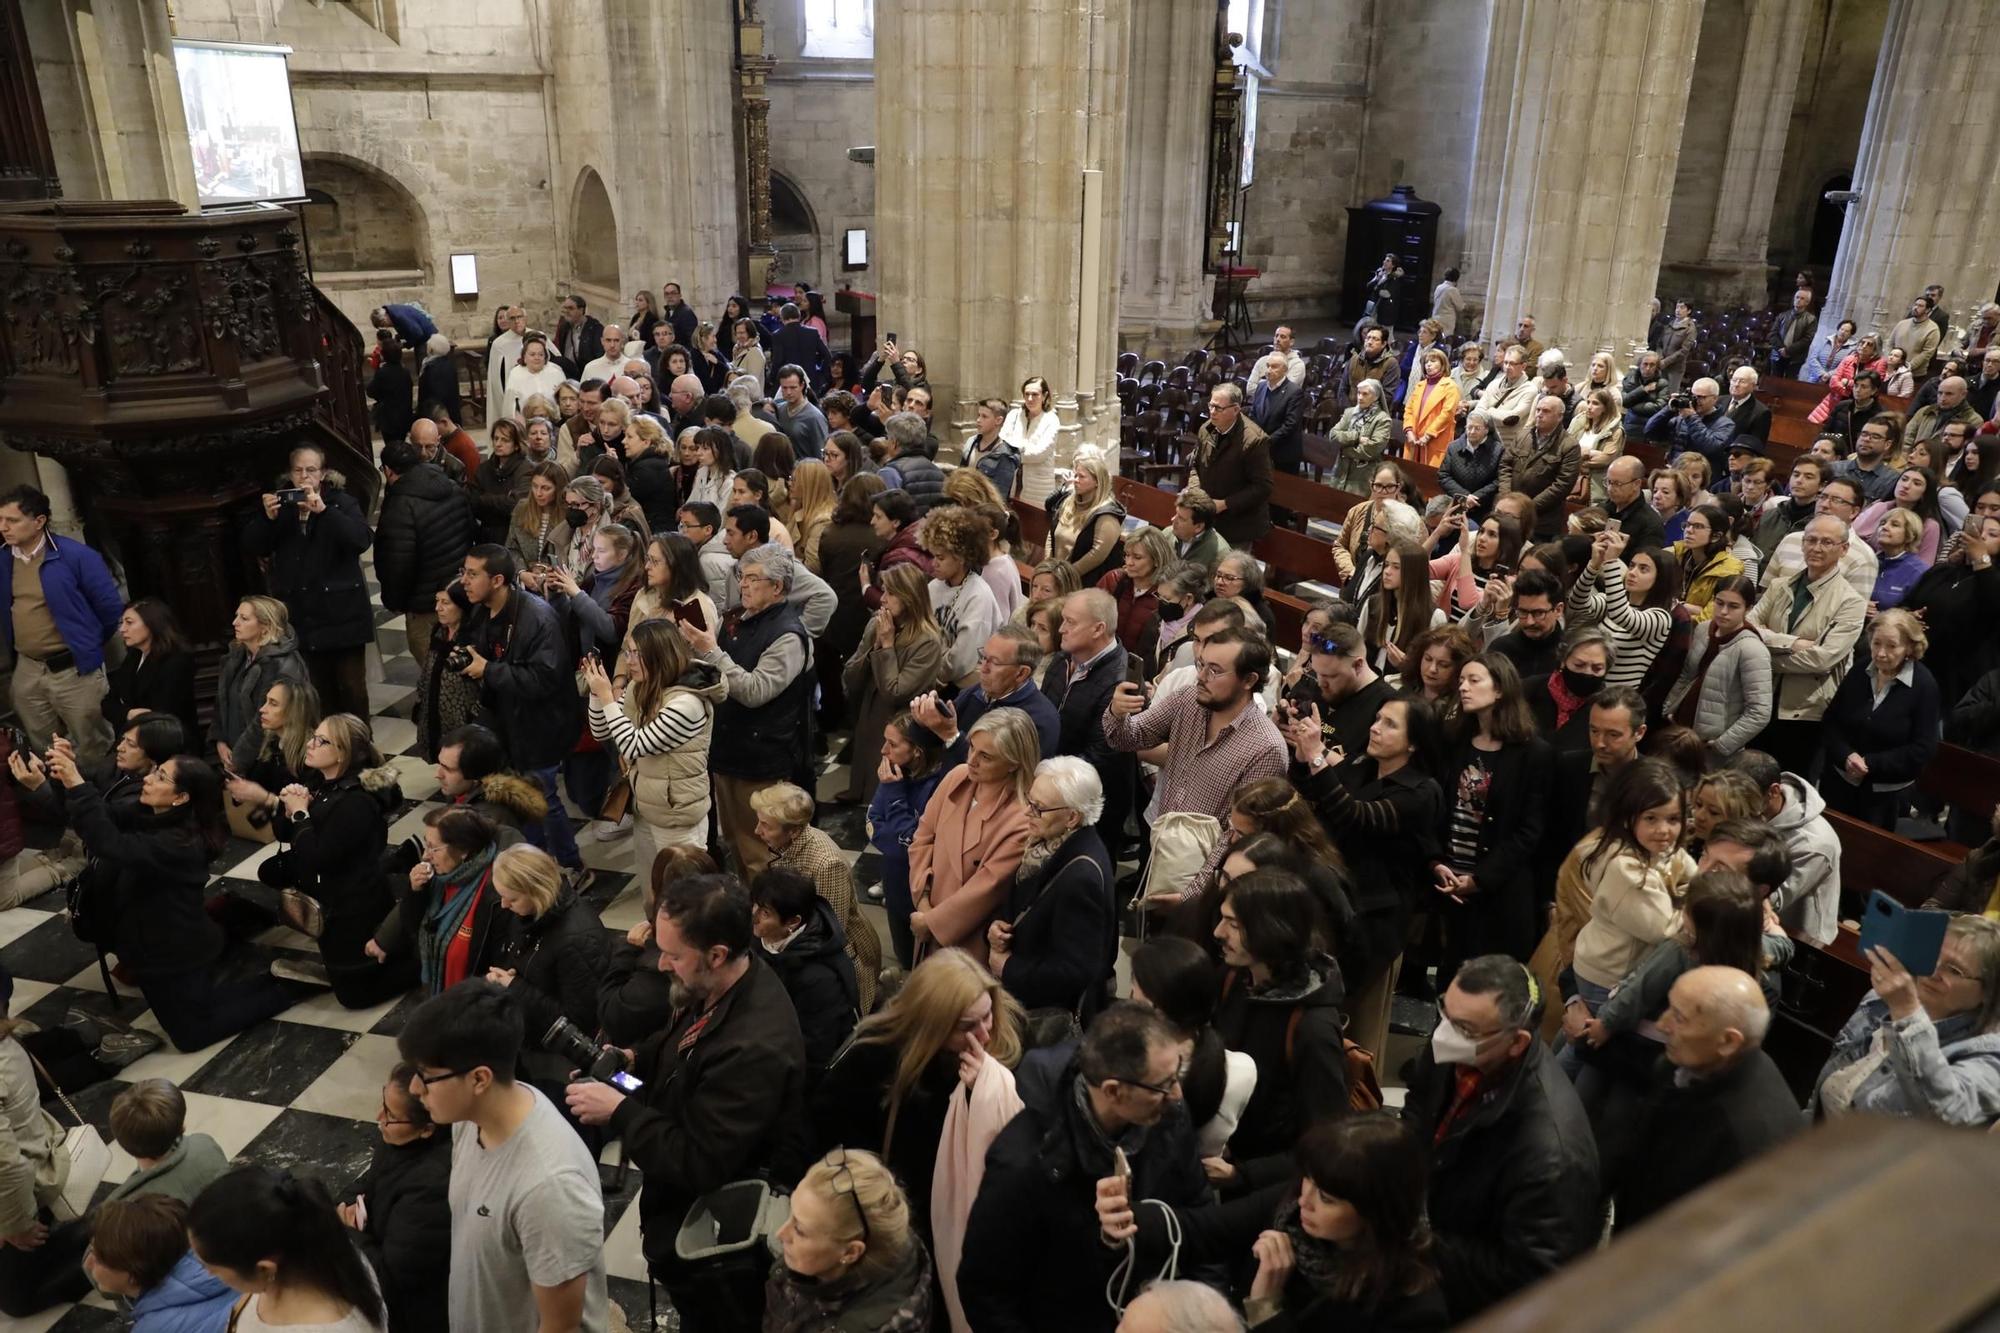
[842, 563, 945, 807]
[1018, 559, 1081, 627]
[211, 595, 306, 770]
[1043, 447, 1126, 582]
[813, 948, 1026, 1245]
[223, 677, 323, 828]
[789, 458, 837, 573]
[1095, 523, 1173, 658]
[506, 460, 572, 573]
[1569, 385, 1626, 502]
[1686, 768, 1765, 855]
[908, 708, 1037, 963]
[490, 844, 609, 1087]
[767, 1149, 934, 1333]
[586, 619, 725, 871]
[621, 414, 680, 533]
[750, 781, 885, 1010]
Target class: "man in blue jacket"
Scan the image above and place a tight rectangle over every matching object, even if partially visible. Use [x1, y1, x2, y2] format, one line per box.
[370, 302, 438, 350]
[0, 485, 122, 761]
[909, 624, 1062, 772]
[1646, 375, 1737, 473]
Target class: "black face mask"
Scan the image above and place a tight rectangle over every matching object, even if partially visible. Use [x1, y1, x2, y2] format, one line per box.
[565, 508, 589, 531]
[1561, 667, 1606, 698]
[1157, 600, 1185, 622]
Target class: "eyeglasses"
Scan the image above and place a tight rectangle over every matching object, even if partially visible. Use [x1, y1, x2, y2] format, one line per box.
[976, 652, 1022, 669]
[1801, 536, 1844, 549]
[1193, 662, 1236, 679]
[305, 735, 333, 749]
[824, 1148, 872, 1248]
[1370, 480, 1400, 493]
[1123, 1061, 1189, 1097]
[1025, 799, 1071, 818]
[410, 1067, 473, 1091]
[378, 1100, 419, 1126]
[1445, 1018, 1507, 1044]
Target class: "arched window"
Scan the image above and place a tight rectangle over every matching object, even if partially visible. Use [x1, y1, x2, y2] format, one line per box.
[300, 157, 422, 273]
[570, 168, 620, 289]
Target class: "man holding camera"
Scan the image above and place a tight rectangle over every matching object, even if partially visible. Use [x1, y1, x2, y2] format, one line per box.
[1645, 376, 1737, 473]
[566, 875, 807, 1332]
[243, 445, 377, 717]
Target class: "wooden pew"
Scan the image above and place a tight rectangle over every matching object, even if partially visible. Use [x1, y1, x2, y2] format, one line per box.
[1112, 475, 1177, 526]
[1258, 524, 1346, 589]
[1271, 471, 1363, 525]
[1916, 742, 2000, 848]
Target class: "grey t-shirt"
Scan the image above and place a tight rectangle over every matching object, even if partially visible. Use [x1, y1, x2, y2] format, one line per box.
[448, 1085, 608, 1333]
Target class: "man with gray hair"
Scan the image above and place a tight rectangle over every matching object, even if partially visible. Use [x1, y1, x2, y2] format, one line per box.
[912, 623, 1063, 773]
[682, 541, 814, 875]
[771, 363, 829, 460]
[1499, 394, 1581, 539]
[1116, 1280, 1245, 1333]
[666, 371, 705, 438]
[1647, 374, 1736, 473]
[1193, 380, 1272, 545]
[582, 322, 626, 384]
[1606, 957, 1800, 1229]
[1748, 512, 1866, 776]
[1247, 348, 1304, 474]
[879, 411, 945, 513]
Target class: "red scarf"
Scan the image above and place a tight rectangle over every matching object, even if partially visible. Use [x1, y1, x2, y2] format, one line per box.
[1546, 671, 1589, 730]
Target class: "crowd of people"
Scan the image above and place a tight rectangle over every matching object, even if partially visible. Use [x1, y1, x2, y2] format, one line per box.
[0, 275, 1996, 1333]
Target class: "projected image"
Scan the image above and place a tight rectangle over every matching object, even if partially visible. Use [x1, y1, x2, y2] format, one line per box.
[174, 42, 306, 207]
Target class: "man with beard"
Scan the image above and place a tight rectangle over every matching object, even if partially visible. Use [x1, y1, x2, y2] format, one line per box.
[566, 874, 807, 1330]
[1103, 627, 1287, 825]
[987, 756, 1118, 1021]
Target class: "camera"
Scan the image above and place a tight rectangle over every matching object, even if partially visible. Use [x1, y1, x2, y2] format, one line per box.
[274, 487, 308, 505]
[544, 1016, 634, 1086]
[445, 644, 474, 673]
[1668, 393, 1693, 412]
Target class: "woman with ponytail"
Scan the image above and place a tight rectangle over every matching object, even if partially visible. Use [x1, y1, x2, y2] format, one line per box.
[190, 1165, 386, 1331]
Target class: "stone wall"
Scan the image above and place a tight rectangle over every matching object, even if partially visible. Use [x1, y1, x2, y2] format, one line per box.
[1659, 0, 1751, 297]
[300, 157, 423, 272]
[1768, 0, 1888, 281]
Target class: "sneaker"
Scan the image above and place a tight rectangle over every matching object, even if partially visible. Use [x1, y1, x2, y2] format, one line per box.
[590, 815, 634, 842]
[94, 1029, 163, 1069]
[279, 889, 325, 939]
[270, 957, 332, 987]
[863, 883, 884, 903]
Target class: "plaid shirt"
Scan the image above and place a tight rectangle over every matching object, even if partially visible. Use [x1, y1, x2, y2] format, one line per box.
[1102, 685, 1286, 820]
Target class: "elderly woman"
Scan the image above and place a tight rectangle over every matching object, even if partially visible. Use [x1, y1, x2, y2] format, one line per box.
[1210, 547, 1279, 641]
[767, 1150, 934, 1333]
[489, 844, 609, 1084]
[1813, 916, 2000, 1126]
[1402, 346, 1460, 467]
[1332, 378, 1393, 492]
[908, 707, 1038, 964]
[924, 503, 1004, 688]
[986, 756, 1118, 1023]
[1818, 607, 1941, 828]
[1440, 408, 1503, 516]
[751, 781, 885, 1011]
[1331, 463, 1412, 582]
[1450, 340, 1491, 412]
[1044, 447, 1126, 583]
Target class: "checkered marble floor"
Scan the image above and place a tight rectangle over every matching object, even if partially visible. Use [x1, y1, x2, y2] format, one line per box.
[1, 557, 886, 1333]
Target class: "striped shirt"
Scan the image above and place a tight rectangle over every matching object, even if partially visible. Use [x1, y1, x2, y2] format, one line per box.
[1565, 559, 1672, 690]
[587, 692, 708, 757]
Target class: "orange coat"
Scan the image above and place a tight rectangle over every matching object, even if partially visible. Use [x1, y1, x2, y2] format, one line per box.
[1402, 375, 1461, 467]
[907, 766, 1031, 962]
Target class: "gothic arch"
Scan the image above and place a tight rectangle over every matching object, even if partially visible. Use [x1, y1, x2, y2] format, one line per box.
[569, 167, 621, 290]
[770, 170, 822, 287]
[299, 151, 429, 274]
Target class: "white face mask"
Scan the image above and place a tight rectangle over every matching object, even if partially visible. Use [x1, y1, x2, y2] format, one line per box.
[1430, 1018, 1483, 1067]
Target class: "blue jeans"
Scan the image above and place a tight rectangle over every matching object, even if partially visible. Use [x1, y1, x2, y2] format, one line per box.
[524, 765, 582, 869]
[1556, 976, 1615, 1081]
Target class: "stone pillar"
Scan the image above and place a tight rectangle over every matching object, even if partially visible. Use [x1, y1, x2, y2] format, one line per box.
[1699, 0, 1811, 305]
[1822, 0, 2000, 342]
[1476, 0, 1705, 363]
[1457, 0, 1525, 312]
[875, 0, 1129, 471]
[1118, 0, 1214, 354]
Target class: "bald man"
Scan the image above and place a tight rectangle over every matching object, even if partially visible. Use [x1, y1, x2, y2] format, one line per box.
[1607, 958, 1801, 1228]
[582, 322, 626, 383]
[1907, 374, 1983, 447]
[667, 372, 706, 436]
[1601, 454, 1666, 551]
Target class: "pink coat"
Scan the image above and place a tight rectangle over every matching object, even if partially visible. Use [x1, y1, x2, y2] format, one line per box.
[907, 766, 1030, 961]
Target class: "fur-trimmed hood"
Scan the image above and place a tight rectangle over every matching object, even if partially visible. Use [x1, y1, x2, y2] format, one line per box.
[469, 772, 550, 826]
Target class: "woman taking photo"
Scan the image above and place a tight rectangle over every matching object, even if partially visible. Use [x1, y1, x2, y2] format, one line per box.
[812, 949, 1025, 1248]
[415, 585, 482, 761]
[506, 460, 573, 575]
[907, 708, 1037, 963]
[923, 504, 1004, 689]
[867, 713, 949, 967]
[1434, 654, 1551, 974]
[1665, 575, 1772, 759]
[1818, 608, 1941, 828]
[263, 714, 405, 1008]
[819, 475, 889, 731]
[103, 598, 198, 738]
[189, 1166, 386, 1332]
[1674, 504, 1744, 620]
[841, 564, 945, 807]
[1566, 531, 1680, 690]
[211, 596, 306, 771]
[1096, 523, 1172, 657]
[986, 756, 1118, 1023]
[1855, 465, 1944, 564]
[1431, 509, 1524, 618]
[789, 459, 837, 574]
[767, 1150, 934, 1333]
[587, 620, 723, 869]
[6, 712, 188, 911]
[489, 844, 610, 1086]
[1002, 374, 1061, 506]
[1522, 627, 1613, 753]
[1360, 540, 1444, 676]
[1044, 449, 1126, 583]
[338, 1065, 450, 1333]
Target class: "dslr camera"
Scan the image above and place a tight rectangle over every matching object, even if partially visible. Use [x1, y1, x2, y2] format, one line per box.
[445, 643, 474, 673]
[1668, 393, 1694, 412]
[544, 1016, 643, 1092]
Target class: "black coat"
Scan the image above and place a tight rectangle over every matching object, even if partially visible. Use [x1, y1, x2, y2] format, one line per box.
[1902, 561, 2000, 708]
[1489, 628, 1564, 680]
[498, 889, 611, 1064]
[596, 937, 676, 1049]
[101, 647, 199, 741]
[1438, 436, 1502, 514]
[1435, 735, 1552, 961]
[1297, 758, 1442, 983]
[556, 315, 604, 378]
[997, 826, 1117, 1018]
[471, 452, 531, 542]
[1400, 1039, 1600, 1321]
[376, 463, 478, 613]
[1248, 377, 1305, 472]
[761, 897, 860, 1078]
[766, 322, 832, 392]
[269, 768, 401, 929]
[467, 589, 582, 770]
[1042, 645, 1134, 849]
[624, 451, 682, 535]
[1723, 394, 1772, 443]
[347, 1133, 452, 1333]
[369, 361, 415, 443]
[416, 355, 461, 421]
[958, 1050, 1211, 1333]
[608, 954, 810, 1269]
[1609, 1051, 1799, 1229]
[1605, 496, 1667, 553]
[811, 1039, 959, 1244]
[66, 783, 224, 977]
[1820, 660, 1941, 788]
[242, 481, 377, 652]
[1213, 963, 1349, 1163]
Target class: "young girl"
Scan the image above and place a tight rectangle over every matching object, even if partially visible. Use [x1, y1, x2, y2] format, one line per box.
[189, 1166, 387, 1332]
[1360, 540, 1444, 675]
[1673, 503, 1745, 620]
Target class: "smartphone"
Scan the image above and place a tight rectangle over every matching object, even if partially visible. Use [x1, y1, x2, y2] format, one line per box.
[274, 487, 308, 505]
[608, 1070, 646, 1094]
[886, 332, 898, 344]
[1112, 1146, 1131, 1186]
[672, 600, 709, 633]
[1603, 517, 1623, 536]
[1490, 563, 1513, 578]
[1124, 656, 1149, 689]
[1856, 891, 1950, 978]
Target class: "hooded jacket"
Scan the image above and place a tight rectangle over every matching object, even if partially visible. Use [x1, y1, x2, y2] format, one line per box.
[241, 472, 377, 651]
[376, 461, 478, 613]
[211, 631, 308, 762]
[760, 896, 861, 1078]
[129, 1250, 238, 1333]
[1767, 775, 1841, 947]
[270, 765, 404, 925]
[499, 889, 611, 1072]
[762, 1231, 934, 1333]
[1213, 960, 1350, 1162]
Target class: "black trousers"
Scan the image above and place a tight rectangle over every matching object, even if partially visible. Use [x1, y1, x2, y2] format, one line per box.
[305, 645, 371, 719]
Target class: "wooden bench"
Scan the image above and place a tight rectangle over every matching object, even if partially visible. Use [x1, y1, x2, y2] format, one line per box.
[1271, 471, 1363, 526]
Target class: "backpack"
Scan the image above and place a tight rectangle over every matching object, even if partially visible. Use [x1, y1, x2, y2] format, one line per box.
[1220, 969, 1384, 1112]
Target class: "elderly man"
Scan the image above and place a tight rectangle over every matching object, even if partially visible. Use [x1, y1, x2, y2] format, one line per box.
[771, 363, 829, 460]
[1116, 1282, 1245, 1333]
[486, 305, 526, 416]
[1890, 294, 1943, 376]
[665, 371, 705, 437]
[1772, 287, 1818, 376]
[407, 415, 466, 485]
[1342, 324, 1402, 406]
[684, 542, 816, 876]
[1763, 475, 1877, 600]
[1271, 324, 1306, 385]
[1607, 961, 1800, 1229]
[1602, 455, 1667, 551]
[721, 505, 836, 632]
[1247, 350, 1304, 474]
[582, 323, 626, 384]
[1044, 589, 1133, 851]
[912, 624, 1062, 770]
[1477, 343, 1540, 449]
[1749, 514, 1867, 780]
[1647, 376, 1736, 471]
[1970, 346, 2000, 420]
[1722, 365, 1772, 442]
[1499, 394, 1580, 539]
[1192, 381, 1272, 545]
[1907, 375, 1983, 448]
[878, 411, 944, 511]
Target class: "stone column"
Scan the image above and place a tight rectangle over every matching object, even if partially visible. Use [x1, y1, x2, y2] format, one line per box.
[1457, 0, 1525, 311]
[1118, 0, 1214, 354]
[1475, 0, 1705, 362]
[1822, 0, 2000, 342]
[1700, 0, 1811, 305]
[875, 0, 1129, 470]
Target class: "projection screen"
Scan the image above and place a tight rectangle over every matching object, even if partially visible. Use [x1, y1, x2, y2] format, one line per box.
[173, 40, 307, 209]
